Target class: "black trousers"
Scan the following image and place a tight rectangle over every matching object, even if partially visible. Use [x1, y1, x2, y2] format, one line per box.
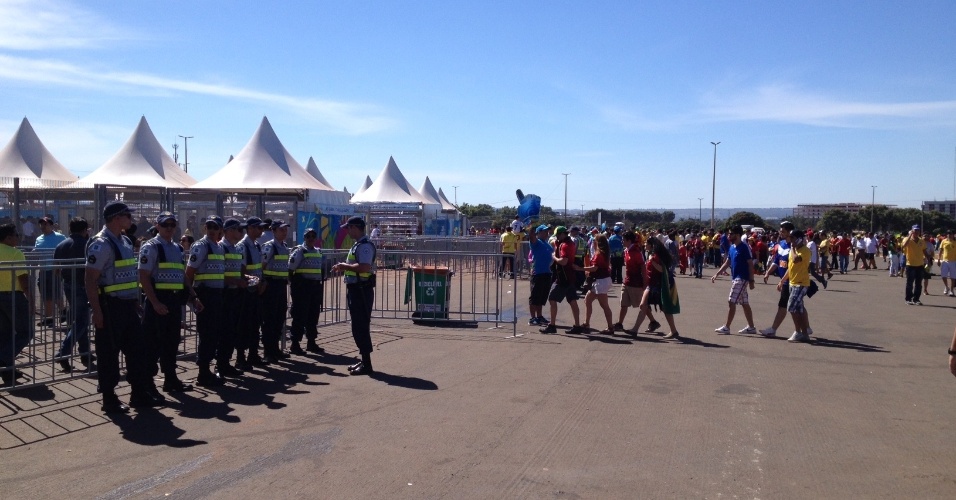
[347, 284, 374, 355]
[905, 265, 923, 302]
[610, 256, 624, 284]
[290, 278, 323, 344]
[218, 288, 243, 365]
[236, 288, 262, 355]
[195, 287, 223, 365]
[261, 279, 288, 353]
[143, 291, 184, 379]
[95, 296, 153, 395]
[0, 291, 31, 368]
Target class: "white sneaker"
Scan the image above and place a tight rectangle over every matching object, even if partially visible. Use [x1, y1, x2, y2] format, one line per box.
[788, 331, 811, 343]
[714, 325, 730, 334]
[738, 326, 757, 334]
[759, 327, 776, 337]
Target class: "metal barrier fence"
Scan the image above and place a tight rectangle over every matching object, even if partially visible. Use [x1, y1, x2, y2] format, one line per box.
[1, 245, 516, 392]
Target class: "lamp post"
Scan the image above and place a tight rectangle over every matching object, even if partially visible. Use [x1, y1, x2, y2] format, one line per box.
[452, 185, 459, 206]
[710, 141, 720, 230]
[698, 197, 704, 221]
[562, 173, 570, 221]
[870, 185, 877, 232]
[178, 135, 193, 172]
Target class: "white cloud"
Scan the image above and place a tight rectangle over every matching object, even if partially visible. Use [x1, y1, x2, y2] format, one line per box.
[0, 54, 397, 135]
[0, 0, 134, 50]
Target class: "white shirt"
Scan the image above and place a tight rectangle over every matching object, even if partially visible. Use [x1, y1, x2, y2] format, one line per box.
[510, 219, 523, 233]
[864, 237, 877, 253]
[808, 241, 819, 264]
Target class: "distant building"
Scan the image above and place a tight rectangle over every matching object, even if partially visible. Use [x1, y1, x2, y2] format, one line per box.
[922, 200, 956, 218]
[793, 203, 897, 220]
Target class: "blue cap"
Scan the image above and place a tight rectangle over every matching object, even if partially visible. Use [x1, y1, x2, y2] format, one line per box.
[204, 215, 223, 227]
[535, 224, 550, 232]
[912, 224, 920, 230]
[156, 211, 177, 224]
[222, 218, 242, 230]
[271, 219, 290, 230]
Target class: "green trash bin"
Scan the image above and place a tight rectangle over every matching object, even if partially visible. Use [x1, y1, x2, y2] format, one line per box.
[405, 266, 452, 319]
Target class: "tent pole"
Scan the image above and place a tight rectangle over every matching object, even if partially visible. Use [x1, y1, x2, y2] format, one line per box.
[12, 178, 21, 240]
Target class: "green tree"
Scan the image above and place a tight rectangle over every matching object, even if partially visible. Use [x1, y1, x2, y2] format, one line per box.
[724, 211, 766, 230]
[817, 209, 855, 233]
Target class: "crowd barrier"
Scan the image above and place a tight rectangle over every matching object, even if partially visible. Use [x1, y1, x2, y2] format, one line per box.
[1, 245, 516, 392]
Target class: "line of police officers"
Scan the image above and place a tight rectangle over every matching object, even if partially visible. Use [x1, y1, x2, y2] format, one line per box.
[86, 201, 377, 414]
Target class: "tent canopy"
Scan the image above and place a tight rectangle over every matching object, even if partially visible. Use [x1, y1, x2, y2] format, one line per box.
[193, 116, 333, 191]
[0, 117, 78, 182]
[80, 116, 197, 188]
[349, 156, 429, 204]
[305, 156, 336, 190]
[437, 187, 458, 212]
[353, 175, 372, 196]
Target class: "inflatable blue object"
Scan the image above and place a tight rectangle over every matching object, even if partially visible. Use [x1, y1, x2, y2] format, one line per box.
[516, 189, 541, 225]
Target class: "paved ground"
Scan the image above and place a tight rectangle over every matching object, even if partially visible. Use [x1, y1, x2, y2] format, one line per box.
[2, 265, 955, 499]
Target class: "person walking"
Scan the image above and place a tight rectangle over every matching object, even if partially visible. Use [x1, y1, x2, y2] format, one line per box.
[711, 225, 757, 335]
[642, 237, 681, 340]
[34, 216, 66, 326]
[53, 217, 94, 372]
[332, 217, 377, 375]
[138, 212, 193, 393]
[901, 225, 929, 305]
[759, 222, 813, 338]
[615, 230, 659, 333]
[778, 230, 813, 343]
[608, 227, 624, 284]
[288, 227, 325, 355]
[85, 202, 161, 412]
[937, 230, 956, 297]
[499, 226, 518, 279]
[539, 226, 584, 334]
[579, 234, 614, 334]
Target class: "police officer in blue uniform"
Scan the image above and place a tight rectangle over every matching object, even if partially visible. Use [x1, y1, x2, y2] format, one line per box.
[218, 218, 248, 376]
[235, 217, 268, 369]
[261, 219, 291, 363]
[332, 216, 377, 375]
[184, 215, 226, 387]
[288, 227, 325, 355]
[86, 201, 162, 413]
[138, 211, 192, 393]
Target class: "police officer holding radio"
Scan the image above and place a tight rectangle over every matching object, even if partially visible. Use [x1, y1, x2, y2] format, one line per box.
[288, 227, 325, 355]
[332, 216, 377, 375]
[138, 211, 193, 393]
[261, 219, 291, 363]
[86, 201, 161, 413]
[235, 217, 268, 368]
[184, 215, 226, 387]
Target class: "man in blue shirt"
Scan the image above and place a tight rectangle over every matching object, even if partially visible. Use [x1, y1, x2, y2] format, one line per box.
[711, 225, 756, 334]
[35, 216, 66, 326]
[608, 228, 624, 283]
[527, 225, 553, 326]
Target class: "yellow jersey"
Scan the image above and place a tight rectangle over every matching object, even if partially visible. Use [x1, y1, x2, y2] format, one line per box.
[901, 236, 927, 267]
[0, 243, 27, 292]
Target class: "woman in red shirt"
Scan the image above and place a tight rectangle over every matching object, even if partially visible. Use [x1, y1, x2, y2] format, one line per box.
[632, 237, 681, 340]
[579, 234, 614, 333]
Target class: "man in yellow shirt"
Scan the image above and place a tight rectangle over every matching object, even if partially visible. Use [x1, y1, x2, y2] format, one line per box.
[901, 225, 930, 305]
[936, 230, 956, 297]
[778, 229, 812, 343]
[500, 226, 519, 278]
[0, 224, 33, 386]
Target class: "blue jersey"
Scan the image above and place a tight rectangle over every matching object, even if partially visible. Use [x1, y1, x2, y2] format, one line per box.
[728, 241, 753, 280]
[530, 238, 554, 275]
[608, 234, 624, 257]
[771, 240, 791, 278]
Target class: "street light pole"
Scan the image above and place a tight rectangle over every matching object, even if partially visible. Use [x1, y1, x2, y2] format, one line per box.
[710, 141, 720, 230]
[871, 185, 877, 232]
[452, 185, 459, 206]
[698, 197, 704, 221]
[178, 135, 193, 172]
[562, 173, 570, 221]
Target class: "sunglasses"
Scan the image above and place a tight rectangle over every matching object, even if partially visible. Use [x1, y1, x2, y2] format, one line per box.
[160, 223, 177, 229]
[205, 223, 221, 229]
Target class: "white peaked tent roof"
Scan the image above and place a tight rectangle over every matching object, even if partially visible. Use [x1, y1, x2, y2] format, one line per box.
[437, 187, 458, 211]
[0, 118, 78, 182]
[304, 156, 335, 190]
[349, 156, 430, 204]
[417, 177, 442, 205]
[193, 116, 333, 190]
[80, 116, 197, 187]
[354, 175, 373, 196]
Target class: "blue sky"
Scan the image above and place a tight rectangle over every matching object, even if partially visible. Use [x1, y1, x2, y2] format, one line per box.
[1, 0, 954, 211]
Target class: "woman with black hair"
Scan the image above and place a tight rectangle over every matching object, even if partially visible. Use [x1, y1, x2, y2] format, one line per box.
[633, 237, 681, 340]
[579, 234, 614, 334]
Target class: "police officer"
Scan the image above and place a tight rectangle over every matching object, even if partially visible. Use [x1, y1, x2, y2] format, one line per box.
[261, 219, 290, 363]
[235, 216, 268, 368]
[184, 215, 226, 387]
[332, 216, 376, 375]
[217, 218, 248, 376]
[86, 201, 161, 412]
[138, 211, 193, 393]
[288, 227, 325, 355]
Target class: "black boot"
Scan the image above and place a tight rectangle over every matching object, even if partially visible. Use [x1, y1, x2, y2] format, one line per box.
[349, 353, 374, 375]
[196, 365, 225, 387]
[102, 392, 130, 414]
[306, 340, 324, 354]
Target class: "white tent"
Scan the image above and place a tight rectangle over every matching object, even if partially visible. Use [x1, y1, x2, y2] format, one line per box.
[349, 156, 430, 204]
[437, 188, 457, 211]
[353, 175, 373, 197]
[419, 177, 458, 212]
[80, 116, 197, 187]
[193, 116, 333, 191]
[304, 156, 336, 190]
[0, 117, 79, 183]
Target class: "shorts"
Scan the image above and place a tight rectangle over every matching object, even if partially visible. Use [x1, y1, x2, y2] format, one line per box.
[37, 270, 57, 301]
[620, 285, 643, 308]
[941, 261, 956, 279]
[787, 285, 808, 314]
[529, 274, 552, 306]
[728, 278, 749, 305]
[777, 281, 790, 309]
[866, 252, 875, 260]
[645, 286, 662, 306]
[548, 282, 579, 303]
[591, 277, 612, 295]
